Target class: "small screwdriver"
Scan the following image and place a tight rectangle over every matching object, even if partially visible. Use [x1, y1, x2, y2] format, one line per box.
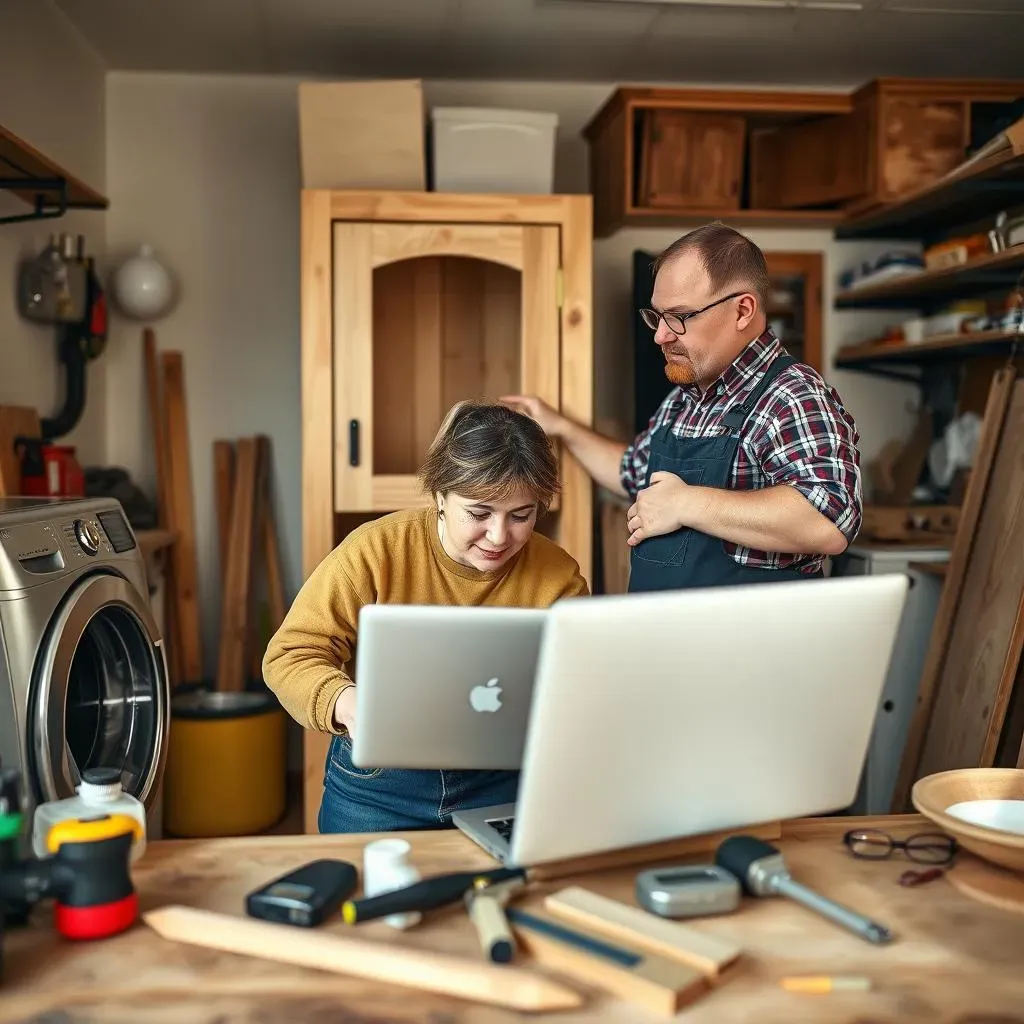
[715, 835, 893, 945]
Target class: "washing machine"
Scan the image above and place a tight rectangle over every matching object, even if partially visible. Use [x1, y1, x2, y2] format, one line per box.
[0, 496, 169, 833]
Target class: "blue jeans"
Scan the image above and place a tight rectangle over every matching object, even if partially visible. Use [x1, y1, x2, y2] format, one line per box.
[317, 735, 521, 833]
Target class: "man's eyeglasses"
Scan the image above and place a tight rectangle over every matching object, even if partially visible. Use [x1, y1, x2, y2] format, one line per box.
[842, 828, 957, 865]
[639, 291, 746, 337]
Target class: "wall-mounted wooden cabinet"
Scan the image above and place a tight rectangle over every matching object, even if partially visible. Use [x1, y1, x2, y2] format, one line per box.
[585, 79, 1024, 239]
[757, 79, 1024, 216]
[299, 190, 593, 832]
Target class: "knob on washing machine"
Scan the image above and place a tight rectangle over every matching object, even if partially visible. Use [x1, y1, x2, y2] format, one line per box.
[74, 519, 100, 555]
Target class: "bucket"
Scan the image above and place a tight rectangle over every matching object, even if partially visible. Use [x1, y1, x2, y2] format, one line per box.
[163, 689, 286, 838]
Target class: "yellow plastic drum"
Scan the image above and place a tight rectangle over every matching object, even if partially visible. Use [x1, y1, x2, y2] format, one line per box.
[163, 689, 286, 837]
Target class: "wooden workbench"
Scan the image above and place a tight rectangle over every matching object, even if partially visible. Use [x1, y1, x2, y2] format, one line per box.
[3, 815, 1024, 1023]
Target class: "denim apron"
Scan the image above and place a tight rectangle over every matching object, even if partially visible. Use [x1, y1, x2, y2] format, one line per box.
[628, 353, 824, 593]
[318, 734, 520, 834]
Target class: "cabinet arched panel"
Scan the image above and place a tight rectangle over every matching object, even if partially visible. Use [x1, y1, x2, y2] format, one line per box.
[369, 223, 525, 272]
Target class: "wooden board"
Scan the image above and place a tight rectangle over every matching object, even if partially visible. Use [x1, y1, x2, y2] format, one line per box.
[893, 370, 1022, 809]
[161, 351, 203, 685]
[216, 437, 265, 691]
[5, 817, 1024, 1023]
[914, 378, 1024, 779]
[0, 405, 41, 496]
[0, 121, 108, 209]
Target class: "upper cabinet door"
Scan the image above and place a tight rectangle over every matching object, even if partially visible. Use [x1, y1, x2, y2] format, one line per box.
[332, 222, 562, 513]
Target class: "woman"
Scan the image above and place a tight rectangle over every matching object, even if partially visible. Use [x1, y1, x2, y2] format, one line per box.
[262, 400, 589, 833]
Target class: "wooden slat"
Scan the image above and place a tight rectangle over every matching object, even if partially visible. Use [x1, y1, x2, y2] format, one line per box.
[301, 190, 336, 835]
[520, 227, 561, 416]
[252, 443, 288, 682]
[213, 440, 234, 586]
[370, 223, 524, 272]
[917, 380, 1024, 775]
[301, 190, 335, 576]
[412, 259, 444, 468]
[161, 351, 203, 685]
[262, 477, 287, 632]
[217, 437, 265, 691]
[0, 405, 41, 497]
[891, 368, 1018, 810]
[558, 197, 594, 586]
[143, 331, 181, 686]
[333, 222, 374, 510]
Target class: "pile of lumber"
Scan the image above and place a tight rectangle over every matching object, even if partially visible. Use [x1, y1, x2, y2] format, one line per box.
[893, 364, 1024, 808]
[145, 329, 285, 690]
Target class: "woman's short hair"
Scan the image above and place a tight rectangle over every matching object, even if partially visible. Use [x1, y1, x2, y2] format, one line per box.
[420, 400, 559, 511]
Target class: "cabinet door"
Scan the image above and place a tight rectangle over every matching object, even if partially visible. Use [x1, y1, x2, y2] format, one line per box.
[749, 110, 871, 209]
[639, 112, 745, 210]
[333, 222, 561, 512]
[878, 97, 967, 200]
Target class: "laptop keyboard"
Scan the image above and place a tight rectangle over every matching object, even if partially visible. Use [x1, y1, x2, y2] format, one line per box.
[487, 816, 515, 842]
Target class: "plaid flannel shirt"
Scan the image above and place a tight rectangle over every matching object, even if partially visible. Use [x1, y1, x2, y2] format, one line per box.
[620, 329, 862, 573]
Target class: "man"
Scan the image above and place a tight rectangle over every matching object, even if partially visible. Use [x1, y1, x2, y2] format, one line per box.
[502, 222, 861, 592]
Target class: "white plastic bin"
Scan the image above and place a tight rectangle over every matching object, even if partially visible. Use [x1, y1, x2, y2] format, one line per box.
[430, 107, 558, 194]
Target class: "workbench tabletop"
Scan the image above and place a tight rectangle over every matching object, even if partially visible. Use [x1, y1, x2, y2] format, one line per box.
[3, 816, 1023, 1023]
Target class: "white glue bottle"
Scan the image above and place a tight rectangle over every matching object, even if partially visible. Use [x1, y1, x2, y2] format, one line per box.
[32, 767, 147, 862]
[362, 837, 422, 930]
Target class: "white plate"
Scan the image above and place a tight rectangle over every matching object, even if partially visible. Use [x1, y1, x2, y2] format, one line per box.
[945, 799, 1024, 836]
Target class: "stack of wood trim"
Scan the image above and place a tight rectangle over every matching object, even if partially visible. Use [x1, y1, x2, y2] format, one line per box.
[145, 331, 286, 691]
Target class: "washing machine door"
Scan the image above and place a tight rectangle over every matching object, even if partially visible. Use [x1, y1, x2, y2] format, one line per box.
[31, 572, 169, 810]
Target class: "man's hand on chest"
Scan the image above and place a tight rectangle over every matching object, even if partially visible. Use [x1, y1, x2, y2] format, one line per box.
[626, 471, 704, 546]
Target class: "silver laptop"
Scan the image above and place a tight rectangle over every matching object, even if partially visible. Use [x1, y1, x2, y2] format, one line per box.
[350, 604, 547, 769]
[453, 572, 910, 867]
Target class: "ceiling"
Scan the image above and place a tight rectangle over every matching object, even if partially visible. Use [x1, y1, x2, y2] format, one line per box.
[53, 0, 1024, 86]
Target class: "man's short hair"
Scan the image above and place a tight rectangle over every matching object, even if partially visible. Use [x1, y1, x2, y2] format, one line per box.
[653, 222, 771, 310]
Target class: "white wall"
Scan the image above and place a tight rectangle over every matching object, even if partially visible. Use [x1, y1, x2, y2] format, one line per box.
[104, 72, 915, 677]
[0, 0, 107, 464]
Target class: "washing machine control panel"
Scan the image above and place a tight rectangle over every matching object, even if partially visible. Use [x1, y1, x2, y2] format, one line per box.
[74, 519, 101, 555]
[0, 503, 138, 591]
[57, 517, 111, 563]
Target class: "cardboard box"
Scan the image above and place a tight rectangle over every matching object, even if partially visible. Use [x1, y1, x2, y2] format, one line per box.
[298, 80, 425, 190]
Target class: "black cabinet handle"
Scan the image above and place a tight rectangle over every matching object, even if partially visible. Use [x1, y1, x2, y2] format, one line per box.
[349, 419, 360, 467]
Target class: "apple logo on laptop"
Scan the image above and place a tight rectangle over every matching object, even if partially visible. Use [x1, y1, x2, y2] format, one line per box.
[469, 678, 503, 713]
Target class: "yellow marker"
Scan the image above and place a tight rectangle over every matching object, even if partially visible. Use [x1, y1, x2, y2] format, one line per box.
[46, 813, 143, 854]
[780, 975, 872, 994]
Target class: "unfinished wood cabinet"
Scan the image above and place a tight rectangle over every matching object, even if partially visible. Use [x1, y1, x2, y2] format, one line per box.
[300, 190, 594, 832]
[585, 79, 1024, 237]
[752, 79, 1024, 213]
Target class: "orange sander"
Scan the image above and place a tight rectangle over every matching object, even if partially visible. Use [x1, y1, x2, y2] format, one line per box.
[1, 765, 139, 977]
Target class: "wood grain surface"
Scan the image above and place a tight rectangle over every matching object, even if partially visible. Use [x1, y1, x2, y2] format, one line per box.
[3, 818, 1024, 1024]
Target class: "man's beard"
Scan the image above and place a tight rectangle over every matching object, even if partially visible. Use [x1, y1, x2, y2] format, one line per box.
[663, 352, 697, 386]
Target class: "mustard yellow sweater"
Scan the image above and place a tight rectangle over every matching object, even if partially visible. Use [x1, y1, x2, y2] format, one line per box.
[262, 506, 590, 733]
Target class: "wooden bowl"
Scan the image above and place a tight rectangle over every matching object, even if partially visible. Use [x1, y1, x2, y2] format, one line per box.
[912, 768, 1024, 873]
